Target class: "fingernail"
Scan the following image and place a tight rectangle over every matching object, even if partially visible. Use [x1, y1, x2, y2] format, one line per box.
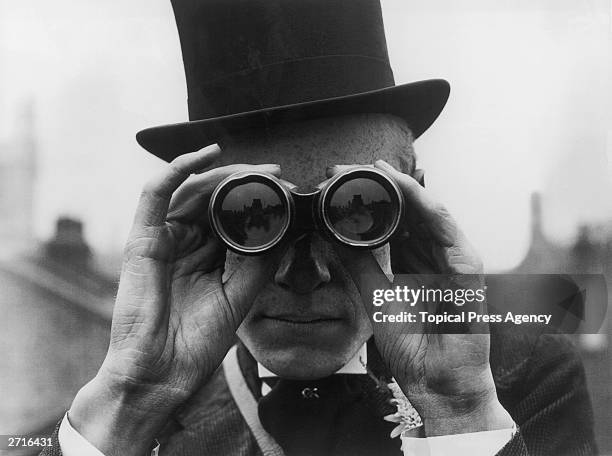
[375, 159, 393, 170]
[375, 160, 396, 174]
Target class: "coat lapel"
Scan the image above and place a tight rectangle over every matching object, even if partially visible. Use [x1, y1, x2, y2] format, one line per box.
[158, 342, 403, 456]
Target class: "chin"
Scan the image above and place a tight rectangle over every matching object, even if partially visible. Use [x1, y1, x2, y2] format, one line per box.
[239, 330, 368, 380]
[261, 346, 350, 380]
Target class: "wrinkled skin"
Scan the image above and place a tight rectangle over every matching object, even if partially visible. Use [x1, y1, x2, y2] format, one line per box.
[68, 114, 512, 456]
[216, 114, 413, 379]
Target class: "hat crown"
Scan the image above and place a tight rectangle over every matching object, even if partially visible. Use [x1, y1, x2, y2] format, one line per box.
[171, 0, 395, 120]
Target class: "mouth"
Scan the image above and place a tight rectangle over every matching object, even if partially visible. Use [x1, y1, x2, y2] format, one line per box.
[262, 315, 342, 325]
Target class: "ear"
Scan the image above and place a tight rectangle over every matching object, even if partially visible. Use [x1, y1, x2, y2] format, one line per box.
[413, 169, 425, 187]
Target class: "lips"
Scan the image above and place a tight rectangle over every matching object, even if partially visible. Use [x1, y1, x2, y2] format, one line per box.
[263, 314, 341, 324]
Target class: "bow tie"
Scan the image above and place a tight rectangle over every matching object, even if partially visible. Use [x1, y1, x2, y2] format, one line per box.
[259, 375, 402, 456]
[236, 343, 404, 456]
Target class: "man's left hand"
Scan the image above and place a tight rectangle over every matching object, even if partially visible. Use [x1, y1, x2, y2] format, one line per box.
[330, 160, 514, 437]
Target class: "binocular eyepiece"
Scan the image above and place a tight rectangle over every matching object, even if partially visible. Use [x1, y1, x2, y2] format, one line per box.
[209, 167, 404, 255]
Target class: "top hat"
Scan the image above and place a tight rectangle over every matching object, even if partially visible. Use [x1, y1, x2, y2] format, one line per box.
[136, 0, 450, 162]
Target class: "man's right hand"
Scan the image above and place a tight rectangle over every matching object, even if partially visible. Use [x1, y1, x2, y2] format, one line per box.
[67, 145, 281, 455]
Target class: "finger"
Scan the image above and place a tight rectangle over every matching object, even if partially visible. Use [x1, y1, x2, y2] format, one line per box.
[333, 244, 393, 314]
[375, 160, 457, 246]
[321, 165, 367, 190]
[167, 163, 281, 222]
[316, 176, 333, 190]
[172, 230, 226, 276]
[334, 245, 427, 339]
[391, 236, 441, 274]
[325, 163, 373, 178]
[277, 178, 298, 192]
[132, 145, 221, 230]
[394, 249, 438, 274]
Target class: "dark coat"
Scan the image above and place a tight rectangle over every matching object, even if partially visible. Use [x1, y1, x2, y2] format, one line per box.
[40, 323, 596, 456]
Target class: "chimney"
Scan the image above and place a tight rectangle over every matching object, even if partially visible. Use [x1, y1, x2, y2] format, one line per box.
[45, 217, 92, 267]
[530, 192, 543, 242]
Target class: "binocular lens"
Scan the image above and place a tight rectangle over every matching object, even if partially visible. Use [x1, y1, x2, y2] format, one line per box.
[213, 180, 290, 252]
[325, 177, 396, 244]
[210, 168, 403, 254]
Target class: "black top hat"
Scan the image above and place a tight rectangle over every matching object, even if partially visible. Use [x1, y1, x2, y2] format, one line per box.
[136, 0, 450, 162]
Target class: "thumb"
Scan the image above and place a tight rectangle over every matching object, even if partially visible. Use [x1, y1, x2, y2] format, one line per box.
[334, 245, 392, 317]
[222, 245, 287, 328]
[335, 245, 424, 336]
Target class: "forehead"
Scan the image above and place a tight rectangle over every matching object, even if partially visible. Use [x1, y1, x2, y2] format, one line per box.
[219, 114, 414, 187]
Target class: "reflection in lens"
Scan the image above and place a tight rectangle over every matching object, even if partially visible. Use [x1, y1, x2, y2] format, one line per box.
[216, 182, 288, 249]
[327, 178, 395, 243]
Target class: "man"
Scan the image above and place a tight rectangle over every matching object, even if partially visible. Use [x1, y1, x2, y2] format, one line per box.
[42, 0, 596, 454]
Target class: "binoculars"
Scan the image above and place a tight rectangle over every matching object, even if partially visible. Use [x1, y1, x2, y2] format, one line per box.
[209, 167, 404, 255]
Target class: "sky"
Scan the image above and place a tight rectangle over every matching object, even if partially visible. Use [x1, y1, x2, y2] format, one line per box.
[0, 0, 610, 271]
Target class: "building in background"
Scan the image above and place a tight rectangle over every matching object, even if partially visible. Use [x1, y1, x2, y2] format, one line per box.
[0, 101, 37, 252]
[0, 218, 115, 436]
[510, 192, 612, 452]
[0, 101, 610, 450]
[0, 105, 117, 441]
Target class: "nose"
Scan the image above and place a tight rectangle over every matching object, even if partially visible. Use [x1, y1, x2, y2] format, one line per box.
[274, 234, 331, 294]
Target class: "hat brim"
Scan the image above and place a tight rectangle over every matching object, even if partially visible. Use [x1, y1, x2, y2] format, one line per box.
[136, 79, 450, 162]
